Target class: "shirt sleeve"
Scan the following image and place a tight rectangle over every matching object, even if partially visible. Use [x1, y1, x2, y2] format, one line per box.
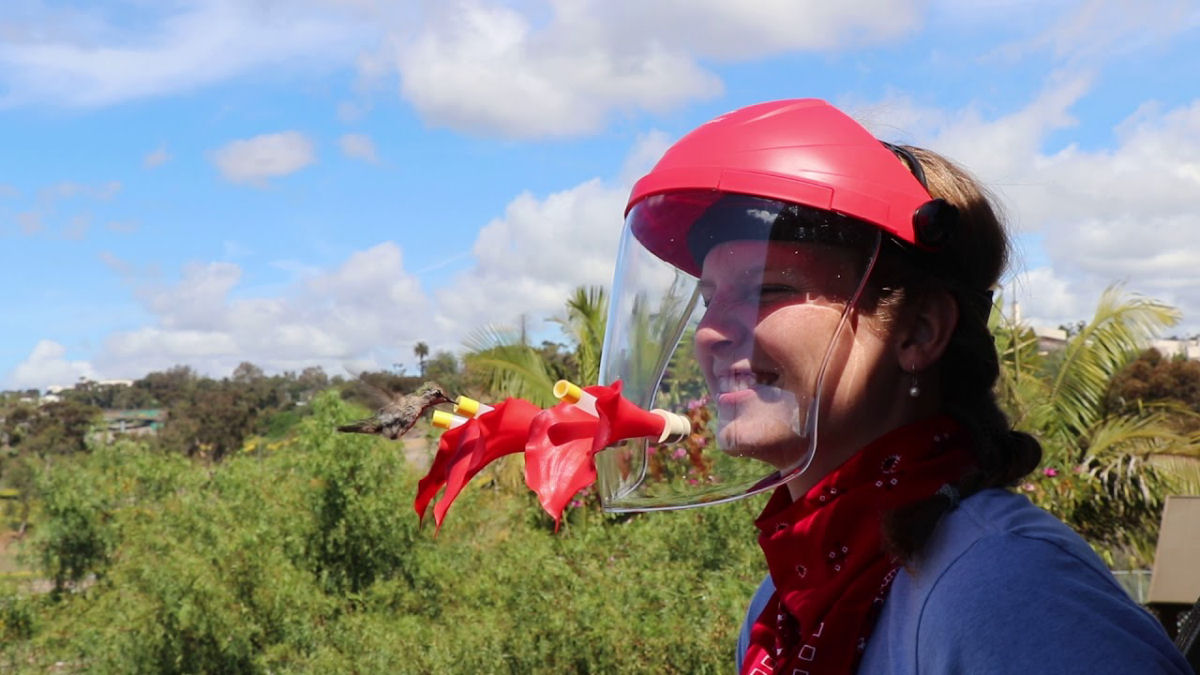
[916, 532, 1191, 674]
[737, 575, 776, 673]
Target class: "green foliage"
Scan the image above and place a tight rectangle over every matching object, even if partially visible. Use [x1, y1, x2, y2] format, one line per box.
[552, 286, 608, 388]
[462, 285, 608, 405]
[1, 400, 101, 457]
[300, 391, 419, 594]
[463, 327, 565, 407]
[1109, 348, 1200, 418]
[993, 286, 1200, 566]
[414, 341, 430, 377]
[2, 388, 764, 672]
[422, 350, 463, 393]
[32, 460, 119, 593]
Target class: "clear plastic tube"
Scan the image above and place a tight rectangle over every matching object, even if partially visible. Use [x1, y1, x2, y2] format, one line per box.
[552, 380, 597, 416]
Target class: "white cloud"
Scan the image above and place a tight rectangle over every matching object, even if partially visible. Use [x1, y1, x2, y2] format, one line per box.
[39, 180, 122, 201]
[63, 213, 91, 240]
[16, 211, 43, 235]
[0, 0, 373, 108]
[72, 131, 656, 382]
[140, 261, 244, 331]
[598, 0, 923, 58]
[338, 133, 379, 163]
[212, 131, 316, 186]
[337, 100, 368, 122]
[389, 0, 926, 138]
[143, 145, 171, 168]
[859, 81, 1200, 332]
[91, 242, 433, 381]
[106, 220, 139, 234]
[432, 178, 627, 334]
[986, 0, 1198, 64]
[98, 250, 134, 277]
[9, 340, 98, 391]
[0, 0, 924, 139]
[619, 130, 674, 185]
[1005, 266, 1084, 330]
[395, 2, 720, 138]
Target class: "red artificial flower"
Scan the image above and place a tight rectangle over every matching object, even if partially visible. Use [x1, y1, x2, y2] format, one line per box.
[524, 402, 601, 528]
[417, 382, 674, 531]
[525, 382, 669, 527]
[414, 398, 541, 530]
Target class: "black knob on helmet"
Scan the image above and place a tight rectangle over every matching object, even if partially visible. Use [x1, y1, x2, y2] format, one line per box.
[913, 198, 957, 250]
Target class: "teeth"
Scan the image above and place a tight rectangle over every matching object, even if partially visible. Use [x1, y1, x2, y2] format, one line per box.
[718, 372, 767, 393]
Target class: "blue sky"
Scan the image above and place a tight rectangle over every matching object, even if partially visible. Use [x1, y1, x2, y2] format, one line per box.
[2, 0, 1198, 391]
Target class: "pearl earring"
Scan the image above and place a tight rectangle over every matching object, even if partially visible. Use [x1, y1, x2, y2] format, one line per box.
[908, 369, 920, 398]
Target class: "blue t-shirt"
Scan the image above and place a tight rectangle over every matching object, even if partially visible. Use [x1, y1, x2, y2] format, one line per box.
[738, 489, 1190, 673]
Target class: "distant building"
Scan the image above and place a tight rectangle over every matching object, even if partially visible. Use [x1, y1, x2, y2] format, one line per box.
[95, 379, 134, 388]
[102, 409, 168, 437]
[1033, 326, 1068, 355]
[1149, 338, 1200, 361]
[1026, 329, 1200, 363]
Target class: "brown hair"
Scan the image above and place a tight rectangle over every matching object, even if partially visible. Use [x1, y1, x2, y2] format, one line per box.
[876, 146, 1043, 565]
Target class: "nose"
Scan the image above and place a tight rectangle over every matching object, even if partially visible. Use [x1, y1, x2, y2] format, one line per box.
[694, 300, 754, 358]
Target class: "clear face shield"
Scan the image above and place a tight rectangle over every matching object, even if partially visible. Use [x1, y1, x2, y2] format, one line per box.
[596, 191, 883, 511]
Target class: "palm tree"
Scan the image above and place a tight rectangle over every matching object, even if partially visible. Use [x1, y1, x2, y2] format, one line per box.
[995, 285, 1200, 566]
[413, 342, 430, 378]
[463, 286, 608, 407]
[552, 286, 608, 388]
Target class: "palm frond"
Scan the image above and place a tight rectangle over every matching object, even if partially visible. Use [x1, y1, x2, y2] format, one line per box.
[1151, 456, 1200, 495]
[552, 285, 607, 386]
[1046, 284, 1179, 450]
[989, 293, 1049, 428]
[462, 325, 558, 407]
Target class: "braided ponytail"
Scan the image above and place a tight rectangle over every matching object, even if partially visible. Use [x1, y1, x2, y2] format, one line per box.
[878, 147, 1042, 565]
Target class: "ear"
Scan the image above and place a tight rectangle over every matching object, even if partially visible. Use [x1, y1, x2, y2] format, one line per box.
[894, 289, 958, 372]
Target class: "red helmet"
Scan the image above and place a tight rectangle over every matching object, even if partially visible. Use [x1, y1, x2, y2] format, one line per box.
[626, 99, 950, 276]
[596, 99, 951, 511]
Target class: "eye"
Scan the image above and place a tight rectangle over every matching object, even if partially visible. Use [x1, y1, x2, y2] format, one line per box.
[757, 283, 801, 303]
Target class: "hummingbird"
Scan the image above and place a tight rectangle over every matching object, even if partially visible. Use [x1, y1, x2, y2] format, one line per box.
[337, 381, 453, 440]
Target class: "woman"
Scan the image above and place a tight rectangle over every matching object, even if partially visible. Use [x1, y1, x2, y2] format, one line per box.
[593, 100, 1189, 673]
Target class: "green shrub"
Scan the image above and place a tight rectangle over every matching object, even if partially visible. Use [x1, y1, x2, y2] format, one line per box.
[1, 390, 767, 673]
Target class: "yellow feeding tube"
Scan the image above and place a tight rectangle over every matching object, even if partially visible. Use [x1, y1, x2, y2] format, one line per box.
[431, 410, 468, 430]
[453, 395, 494, 418]
[553, 379, 598, 416]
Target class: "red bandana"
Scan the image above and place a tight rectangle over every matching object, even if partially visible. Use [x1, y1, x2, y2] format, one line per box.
[741, 416, 973, 675]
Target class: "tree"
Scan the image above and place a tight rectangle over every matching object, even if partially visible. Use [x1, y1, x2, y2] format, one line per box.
[135, 366, 197, 408]
[158, 382, 256, 461]
[413, 342, 430, 378]
[423, 351, 461, 391]
[231, 361, 265, 384]
[551, 286, 608, 388]
[2, 400, 102, 457]
[1108, 348, 1200, 415]
[995, 285, 1200, 566]
[463, 286, 608, 407]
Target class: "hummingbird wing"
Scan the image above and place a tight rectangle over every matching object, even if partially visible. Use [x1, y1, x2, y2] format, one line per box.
[337, 418, 383, 434]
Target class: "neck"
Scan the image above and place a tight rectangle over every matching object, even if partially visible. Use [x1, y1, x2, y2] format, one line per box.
[784, 398, 943, 502]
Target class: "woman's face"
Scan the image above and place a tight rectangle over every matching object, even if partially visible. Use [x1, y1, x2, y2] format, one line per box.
[694, 240, 904, 474]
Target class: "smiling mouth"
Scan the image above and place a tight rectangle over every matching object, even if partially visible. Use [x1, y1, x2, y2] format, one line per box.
[715, 370, 779, 394]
